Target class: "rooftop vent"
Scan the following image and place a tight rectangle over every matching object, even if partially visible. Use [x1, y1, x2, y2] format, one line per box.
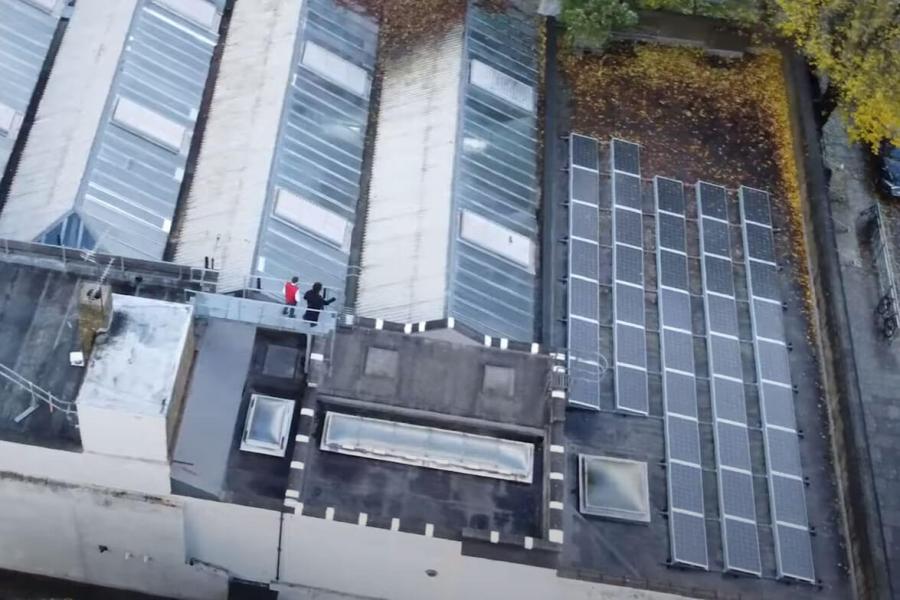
[240, 394, 295, 457]
[579, 455, 650, 523]
[321, 412, 535, 483]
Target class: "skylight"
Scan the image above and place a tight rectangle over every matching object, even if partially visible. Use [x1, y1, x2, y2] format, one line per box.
[274, 188, 351, 251]
[301, 41, 369, 97]
[470, 59, 534, 113]
[460, 210, 535, 272]
[153, 0, 219, 30]
[111, 97, 187, 153]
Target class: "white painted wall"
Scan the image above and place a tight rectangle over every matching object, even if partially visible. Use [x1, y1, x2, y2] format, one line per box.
[0, 474, 227, 599]
[277, 513, 683, 600]
[183, 497, 281, 583]
[0, 440, 170, 495]
[77, 405, 170, 462]
[175, 0, 304, 291]
[356, 27, 464, 324]
[0, 0, 137, 241]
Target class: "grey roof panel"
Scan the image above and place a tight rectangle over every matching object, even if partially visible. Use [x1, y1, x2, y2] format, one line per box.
[448, 3, 539, 341]
[0, 0, 59, 176]
[252, 0, 378, 308]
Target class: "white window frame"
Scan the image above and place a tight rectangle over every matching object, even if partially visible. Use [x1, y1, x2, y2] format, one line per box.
[459, 210, 536, 273]
[274, 187, 352, 252]
[469, 59, 535, 113]
[301, 41, 370, 98]
[111, 97, 187, 154]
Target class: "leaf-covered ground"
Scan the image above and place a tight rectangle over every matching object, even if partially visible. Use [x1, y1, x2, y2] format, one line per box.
[561, 43, 813, 311]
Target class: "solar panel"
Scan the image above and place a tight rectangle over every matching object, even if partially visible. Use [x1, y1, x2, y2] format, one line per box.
[654, 176, 708, 569]
[670, 511, 709, 568]
[739, 185, 814, 583]
[612, 138, 640, 175]
[613, 173, 642, 210]
[697, 182, 762, 576]
[566, 134, 602, 410]
[615, 283, 645, 326]
[723, 518, 763, 575]
[659, 287, 692, 331]
[615, 364, 648, 413]
[698, 181, 728, 220]
[611, 141, 649, 416]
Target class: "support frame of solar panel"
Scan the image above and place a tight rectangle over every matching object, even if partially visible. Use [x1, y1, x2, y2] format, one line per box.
[739, 185, 815, 583]
[610, 139, 649, 415]
[697, 181, 763, 577]
[567, 134, 602, 410]
[654, 177, 709, 569]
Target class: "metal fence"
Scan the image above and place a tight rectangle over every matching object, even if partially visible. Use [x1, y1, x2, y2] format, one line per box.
[870, 203, 899, 341]
[187, 290, 337, 336]
[0, 238, 218, 291]
[0, 362, 76, 423]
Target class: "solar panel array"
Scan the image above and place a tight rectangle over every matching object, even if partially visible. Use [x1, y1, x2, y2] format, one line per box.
[567, 134, 602, 409]
[654, 176, 709, 569]
[697, 182, 763, 576]
[610, 139, 649, 415]
[739, 186, 815, 583]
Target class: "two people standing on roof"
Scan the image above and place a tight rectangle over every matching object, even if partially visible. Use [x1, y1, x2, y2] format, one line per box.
[283, 277, 336, 324]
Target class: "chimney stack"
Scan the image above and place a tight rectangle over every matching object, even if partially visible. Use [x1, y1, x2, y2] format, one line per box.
[78, 282, 113, 358]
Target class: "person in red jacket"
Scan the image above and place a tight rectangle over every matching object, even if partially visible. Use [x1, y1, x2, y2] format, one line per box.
[283, 276, 300, 317]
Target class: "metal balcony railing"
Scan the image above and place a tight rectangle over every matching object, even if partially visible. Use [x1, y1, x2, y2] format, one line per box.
[187, 290, 337, 336]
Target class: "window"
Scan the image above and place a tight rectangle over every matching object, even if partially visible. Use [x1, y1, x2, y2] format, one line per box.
[301, 41, 369, 98]
[111, 97, 186, 153]
[153, 0, 219, 30]
[470, 60, 534, 113]
[274, 188, 351, 251]
[460, 210, 535, 272]
[0, 103, 20, 138]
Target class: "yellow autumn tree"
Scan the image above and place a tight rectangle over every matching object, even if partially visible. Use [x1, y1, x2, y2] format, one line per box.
[773, 0, 900, 149]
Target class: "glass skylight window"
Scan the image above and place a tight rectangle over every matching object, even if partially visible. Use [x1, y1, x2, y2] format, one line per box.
[301, 41, 369, 97]
[460, 210, 535, 272]
[153, 0, 219, 30]
[111, 97, 187, 153]
[274, 188, 351, 251]
[470, 59, 534, 112]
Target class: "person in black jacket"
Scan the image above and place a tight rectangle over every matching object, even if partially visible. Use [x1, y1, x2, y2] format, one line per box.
[302, 282, 335, 324]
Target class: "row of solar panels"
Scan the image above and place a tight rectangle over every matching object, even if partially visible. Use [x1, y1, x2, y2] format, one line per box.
[563, 136, 814, 582]
[697, 181, 765, 575]
[566, 134, 603, 408]
[739, 186, 815, 582]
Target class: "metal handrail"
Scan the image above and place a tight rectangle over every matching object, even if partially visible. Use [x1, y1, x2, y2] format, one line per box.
[0, 362, 76, 420]
[872, 203, 900, 341]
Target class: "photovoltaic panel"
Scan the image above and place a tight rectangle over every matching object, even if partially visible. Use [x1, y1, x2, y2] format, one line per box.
[571, 202, 600, 240]
[671, 512, 709, 568]
[611, 139, 648, 415]
[739, 185, 814, 583]
[571, 133, 599, 169]
[654, 176, 708, 569]
[615, 283, 645, 326]
[697, 181, 762, 576]
[613, 172, 642, 210]
[612, 138, 640, 175]
[566, 134, 602, 409]
[571, 239, 599, 280]
[615, 207, 644, 247]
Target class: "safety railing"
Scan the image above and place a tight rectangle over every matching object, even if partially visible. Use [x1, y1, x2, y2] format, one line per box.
[187, 290, 337, 336]
[870, 202, 900, 341]
[0, 362, 76, 423]
[0, 238, 218, 291]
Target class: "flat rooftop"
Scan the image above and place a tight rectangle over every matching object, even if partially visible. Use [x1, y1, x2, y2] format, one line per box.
[286, 326, 553, 540]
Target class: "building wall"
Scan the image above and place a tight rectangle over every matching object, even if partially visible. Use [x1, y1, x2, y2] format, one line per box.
[0, 473, 227, 600]
[0, 440, 170, 495]
[174, 0, 303, 291]
[183, 497, 281, 584]
[77, 404, 170, 462]
[0, 0, 137, 241]
[355, 27, 464, 324]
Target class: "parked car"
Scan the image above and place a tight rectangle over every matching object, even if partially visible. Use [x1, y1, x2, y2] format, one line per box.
[879, 141, 900, 198]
